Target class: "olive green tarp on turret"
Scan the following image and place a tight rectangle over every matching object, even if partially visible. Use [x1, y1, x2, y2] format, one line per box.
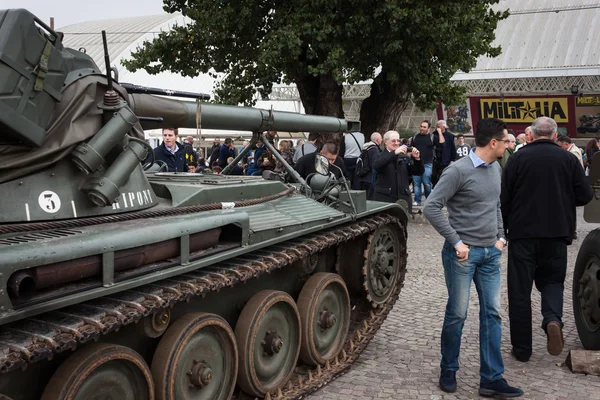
[0, 76, 144, 184]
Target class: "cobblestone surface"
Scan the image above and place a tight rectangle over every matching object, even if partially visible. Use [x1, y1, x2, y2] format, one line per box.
[308, 208, 600, 400]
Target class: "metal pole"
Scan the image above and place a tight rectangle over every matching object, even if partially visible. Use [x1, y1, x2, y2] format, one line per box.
[222, 132, 259, 175]
[260, 133, 308, 188]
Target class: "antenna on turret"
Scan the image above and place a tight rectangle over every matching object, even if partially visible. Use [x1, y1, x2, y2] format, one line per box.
[100, 30, 121, 108]
[102, 30, 113, 91]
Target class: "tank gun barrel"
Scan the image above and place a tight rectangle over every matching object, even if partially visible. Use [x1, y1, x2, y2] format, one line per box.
[128, 93, 360, 133]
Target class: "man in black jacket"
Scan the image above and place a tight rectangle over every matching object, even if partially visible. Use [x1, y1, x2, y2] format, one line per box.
[208, 138, 221, 167]
[357, 132, 383, 199]
[153, 128, 186, 172]
[432, 120, 457, 187]
[372, 130, 424, 212]
[501, 116, 593, 362]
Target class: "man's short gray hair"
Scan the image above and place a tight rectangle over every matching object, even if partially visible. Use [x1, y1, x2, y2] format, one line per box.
[531, 117, 557, 139]
[436, 120, 447, 128]
[371, 132, 381, 141]
[383, 131, 399, 141]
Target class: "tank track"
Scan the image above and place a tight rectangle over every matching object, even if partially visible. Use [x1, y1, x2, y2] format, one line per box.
[0, 212, 405, 399]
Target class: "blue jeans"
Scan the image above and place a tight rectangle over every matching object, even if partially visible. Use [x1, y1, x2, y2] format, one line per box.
[441, 241, 504, 383]
[412, 163, 432, 204]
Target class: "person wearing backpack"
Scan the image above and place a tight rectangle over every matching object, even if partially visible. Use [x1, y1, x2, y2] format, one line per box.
[340, 131, 365, 189]
[356, 132, 383, 199]
[292, 133, 320, 164]
[411, 121, 440, 206]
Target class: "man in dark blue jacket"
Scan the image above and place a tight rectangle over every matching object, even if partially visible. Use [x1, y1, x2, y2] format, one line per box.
[153, 128, 186, 172]
[218, 138, 236, 168]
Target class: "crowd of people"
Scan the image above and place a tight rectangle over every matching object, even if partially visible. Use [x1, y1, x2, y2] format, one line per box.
[148, 128, 366, 181]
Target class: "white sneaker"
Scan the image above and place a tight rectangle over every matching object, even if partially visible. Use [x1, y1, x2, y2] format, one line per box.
[413, 201, 420, 206]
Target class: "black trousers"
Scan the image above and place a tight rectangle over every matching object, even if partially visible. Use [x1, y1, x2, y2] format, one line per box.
[343, 158, 358, 189]
[431, 163, 448, 187]
[507, 238, 567, 359]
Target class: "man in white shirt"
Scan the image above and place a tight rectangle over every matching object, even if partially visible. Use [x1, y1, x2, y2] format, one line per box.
[556, 135, 584, 168]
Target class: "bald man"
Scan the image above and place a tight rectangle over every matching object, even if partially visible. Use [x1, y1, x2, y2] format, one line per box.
[498, 131, 516, 168]
[182, 135, 198, 169]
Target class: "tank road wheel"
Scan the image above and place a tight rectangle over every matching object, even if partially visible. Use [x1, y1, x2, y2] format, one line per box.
[297, 273, 351, 366]
[573, 229, 600, 349]
[363, 225, 403, 306]
[151, 313, 238, 400]
[139, 308, 171, 338]
[235, 290, 301, 397]
[41, 343, 154, 400]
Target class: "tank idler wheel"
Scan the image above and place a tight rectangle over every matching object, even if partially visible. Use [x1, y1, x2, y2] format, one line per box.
[151, 312, 238, 400]
[363, 225, 402, 306]
[138, 308, 171, 338]
[40, 343, 154, 400]
[298, 273, 351, 366]
[235, 290, 301, 397]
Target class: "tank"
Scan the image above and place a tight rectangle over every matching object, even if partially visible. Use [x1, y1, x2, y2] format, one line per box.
[0, 9, 409, 400]
[573, 151, 600, 350]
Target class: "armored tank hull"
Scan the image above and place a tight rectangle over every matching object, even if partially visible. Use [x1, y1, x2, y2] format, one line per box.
[0, 8, 409, 399]
[0, 175, 408, 400]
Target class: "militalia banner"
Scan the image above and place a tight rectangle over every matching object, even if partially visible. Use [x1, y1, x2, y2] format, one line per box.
[479, 97, 568, 123]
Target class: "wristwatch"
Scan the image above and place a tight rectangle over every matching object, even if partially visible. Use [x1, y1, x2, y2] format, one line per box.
[498, 238, 507, 245]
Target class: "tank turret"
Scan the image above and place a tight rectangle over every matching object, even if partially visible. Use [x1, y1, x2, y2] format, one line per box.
[0, 19, 359, 224]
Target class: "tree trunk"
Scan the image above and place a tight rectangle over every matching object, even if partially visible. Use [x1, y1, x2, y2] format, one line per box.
[296, 73, 344, 118]
[359, 71, 409, 136]
[295, 71, 344, 143]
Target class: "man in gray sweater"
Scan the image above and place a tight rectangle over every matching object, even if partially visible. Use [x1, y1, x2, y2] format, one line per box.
[423, 118, 523, 398]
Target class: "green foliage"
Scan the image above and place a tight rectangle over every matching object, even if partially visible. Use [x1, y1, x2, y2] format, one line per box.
[123, 0, 507, 109]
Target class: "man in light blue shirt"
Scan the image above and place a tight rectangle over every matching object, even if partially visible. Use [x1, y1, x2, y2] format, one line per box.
[424, 118, 523, 398]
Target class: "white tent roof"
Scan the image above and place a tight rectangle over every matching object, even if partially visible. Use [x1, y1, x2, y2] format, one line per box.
[453, 0, 600, 80]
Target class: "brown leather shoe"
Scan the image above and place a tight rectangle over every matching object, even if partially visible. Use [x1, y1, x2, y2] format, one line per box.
[546, 321, 564, 356]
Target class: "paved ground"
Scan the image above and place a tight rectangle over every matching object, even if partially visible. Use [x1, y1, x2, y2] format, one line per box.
[308, 208, 600, 400]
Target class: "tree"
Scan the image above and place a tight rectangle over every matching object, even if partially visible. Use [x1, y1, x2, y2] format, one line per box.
[123, 0, 508, 134]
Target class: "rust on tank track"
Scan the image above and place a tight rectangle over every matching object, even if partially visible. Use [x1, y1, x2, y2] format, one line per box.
[0, 212, 407, 399]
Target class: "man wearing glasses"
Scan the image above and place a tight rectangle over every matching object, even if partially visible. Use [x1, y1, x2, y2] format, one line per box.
[424, 118, 523, 398]
[371, 131, 423, 212]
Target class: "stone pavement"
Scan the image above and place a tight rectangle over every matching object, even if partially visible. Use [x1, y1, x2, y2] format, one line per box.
[307, 208, 600, 400]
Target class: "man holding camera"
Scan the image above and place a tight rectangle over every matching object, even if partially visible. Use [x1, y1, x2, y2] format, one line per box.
[371, 131, 423, 212]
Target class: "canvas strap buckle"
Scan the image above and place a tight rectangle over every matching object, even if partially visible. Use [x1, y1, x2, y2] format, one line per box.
[34, 40, 52, 92]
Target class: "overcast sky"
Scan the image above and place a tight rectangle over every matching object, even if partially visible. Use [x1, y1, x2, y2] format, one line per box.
[2, 0, 167, 28]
